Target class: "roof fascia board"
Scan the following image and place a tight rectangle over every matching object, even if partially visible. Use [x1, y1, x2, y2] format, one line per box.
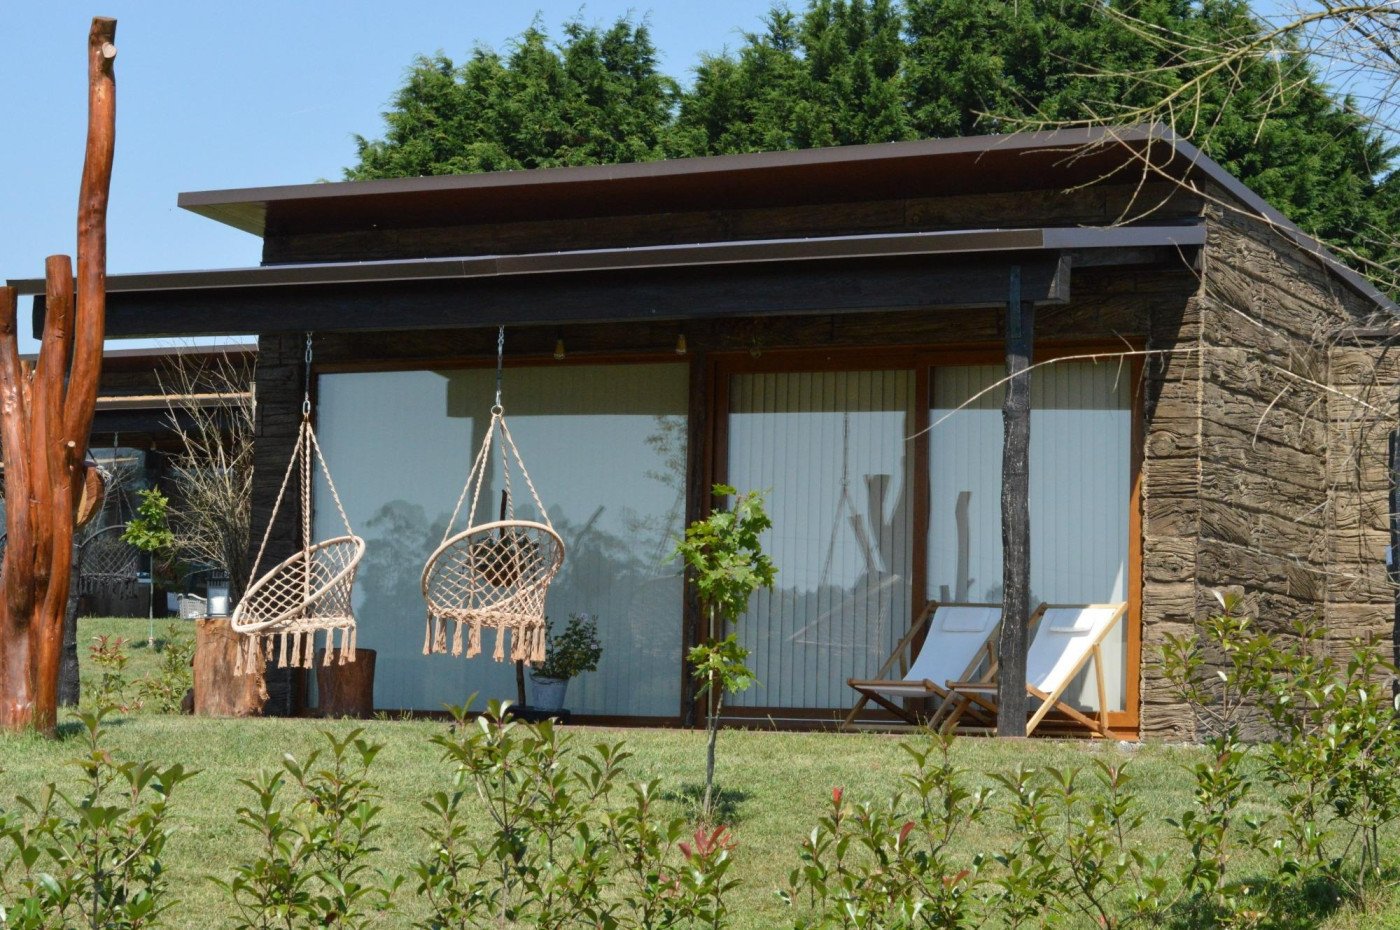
[7, 223, 1202, 296]
[177, 126, 1163, 221]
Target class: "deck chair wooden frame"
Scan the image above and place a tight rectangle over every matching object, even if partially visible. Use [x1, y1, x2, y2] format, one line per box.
[842, 601, 1002, 730]
[940, 602, 1128, 738]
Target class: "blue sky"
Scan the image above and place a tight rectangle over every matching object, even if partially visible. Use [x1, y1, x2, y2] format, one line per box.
[0, 2, 775, 352]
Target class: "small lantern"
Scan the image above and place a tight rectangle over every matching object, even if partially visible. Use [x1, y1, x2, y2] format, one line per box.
[207, 572, 231, 618]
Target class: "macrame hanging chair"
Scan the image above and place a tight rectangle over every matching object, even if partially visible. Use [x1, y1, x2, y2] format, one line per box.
[231, 335, 365, 675]
[421, 327, 565, 665]
[77, 523, 141, 599]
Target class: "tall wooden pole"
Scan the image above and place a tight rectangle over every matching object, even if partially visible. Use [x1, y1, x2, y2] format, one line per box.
[0, 18, 116, 734]
[997, 267, 1034, 737]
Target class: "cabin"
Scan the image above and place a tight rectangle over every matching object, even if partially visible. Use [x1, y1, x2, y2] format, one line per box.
[0, 345, 254, 617]
[12, 125, 1397, 739]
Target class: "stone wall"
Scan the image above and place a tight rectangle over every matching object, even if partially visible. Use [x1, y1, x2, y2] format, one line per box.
[1145, 189, 1397, 740]
[1139, 270, 1206, 738]
[1326, 342, 1398, 650]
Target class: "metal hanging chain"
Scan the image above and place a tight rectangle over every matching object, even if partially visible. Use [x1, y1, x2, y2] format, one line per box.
[302, 333, 314, 417]
[494, 325, 505, 411]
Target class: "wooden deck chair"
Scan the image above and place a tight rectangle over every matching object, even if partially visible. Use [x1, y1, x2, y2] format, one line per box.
[842, 601, 1002, 730]
[941, 602, 1128, 738]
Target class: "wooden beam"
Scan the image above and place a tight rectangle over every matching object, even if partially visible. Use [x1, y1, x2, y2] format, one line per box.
[39, 255, 1072, 339]
[1390, 430, 1400, 681]
[997, 267, 1035, 738]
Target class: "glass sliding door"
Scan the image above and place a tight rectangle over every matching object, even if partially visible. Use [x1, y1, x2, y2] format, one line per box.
[314, 363, 688, 717]
[725, 369, 916, 709]
[927, 360, 1131, 710]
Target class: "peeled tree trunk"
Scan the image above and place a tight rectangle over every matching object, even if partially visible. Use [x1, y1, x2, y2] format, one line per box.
[0, 18, 116, 734]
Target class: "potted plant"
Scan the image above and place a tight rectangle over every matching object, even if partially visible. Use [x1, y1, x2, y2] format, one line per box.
[528, 612, 602, 713]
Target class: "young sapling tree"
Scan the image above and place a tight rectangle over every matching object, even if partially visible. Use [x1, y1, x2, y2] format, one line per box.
[672, 484, 776, 822]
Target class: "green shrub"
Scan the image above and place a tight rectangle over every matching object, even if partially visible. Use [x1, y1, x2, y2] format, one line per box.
[85, 634, 132, 714]
[0, 710, 196, 929]
[135, 624, 194, 714]
[214, 728, 398, 929]
[1161, 591, 1400, 917]
[533, 612, 603, 681]
[416, 701, 735, 929]
[782, 733, 988, 928]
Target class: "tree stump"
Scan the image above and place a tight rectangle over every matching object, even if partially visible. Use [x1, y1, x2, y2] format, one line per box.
[313, 649, 375, 719]
[194, 619, 264, 716]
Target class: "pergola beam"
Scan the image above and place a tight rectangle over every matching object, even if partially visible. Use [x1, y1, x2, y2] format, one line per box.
[35, 254, 1079, 339]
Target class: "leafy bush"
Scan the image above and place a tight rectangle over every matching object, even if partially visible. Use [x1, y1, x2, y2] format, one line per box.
[782, 733, 988, 928]
[135, 624, 194, 714]
[12, 604, 1400, 929]
[85, 634, 132, 713]
[214, 728, 398, 929]
[414, 701, 736, 929]
[1162, 592, 1400, 902]
[533, 612, 603, 681]
[0, 710, 196, 929]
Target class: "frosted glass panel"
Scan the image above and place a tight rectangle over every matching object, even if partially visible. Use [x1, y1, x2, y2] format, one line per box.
[727, 370, 915, 709]
[313, 364, 688, 716]
[927, 362, 1130, 711]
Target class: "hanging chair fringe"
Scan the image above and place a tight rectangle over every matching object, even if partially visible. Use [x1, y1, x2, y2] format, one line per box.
[493, 623, 506, 662]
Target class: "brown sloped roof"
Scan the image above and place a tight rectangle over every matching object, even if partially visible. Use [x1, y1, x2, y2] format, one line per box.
[170, 124, 1390, 313]
[183, 125, 1187, 236]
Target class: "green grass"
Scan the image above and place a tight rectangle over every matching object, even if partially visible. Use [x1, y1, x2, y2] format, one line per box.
[2, 617, 1393, 927]
[76, 615, 178, 695]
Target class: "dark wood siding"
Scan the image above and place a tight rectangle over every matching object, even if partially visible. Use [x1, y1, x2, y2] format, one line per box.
[263, 181, 1201, 265]
[247, 333, 305, 715]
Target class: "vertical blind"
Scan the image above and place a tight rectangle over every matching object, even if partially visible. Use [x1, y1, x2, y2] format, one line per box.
[927, 361, 1131, 710]
[314, 364, 688, 716]
[727, 370, 916, 709]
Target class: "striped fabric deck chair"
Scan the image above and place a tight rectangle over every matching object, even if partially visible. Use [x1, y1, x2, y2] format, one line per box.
[842, 601, 1002, 729]
[940, 602, 1128, 738]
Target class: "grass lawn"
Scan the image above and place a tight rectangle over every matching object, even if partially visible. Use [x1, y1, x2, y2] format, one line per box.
[0, 617, 1393, 927]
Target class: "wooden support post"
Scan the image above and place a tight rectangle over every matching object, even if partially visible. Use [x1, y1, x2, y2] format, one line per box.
[998, 267, 1034, 737]
[681, 348, 709, 728]
[1389, 430, 1400, 686]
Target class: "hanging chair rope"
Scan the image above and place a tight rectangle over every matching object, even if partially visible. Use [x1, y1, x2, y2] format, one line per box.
[232, 334, 365, 676]
[421, 326, 565, 665]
